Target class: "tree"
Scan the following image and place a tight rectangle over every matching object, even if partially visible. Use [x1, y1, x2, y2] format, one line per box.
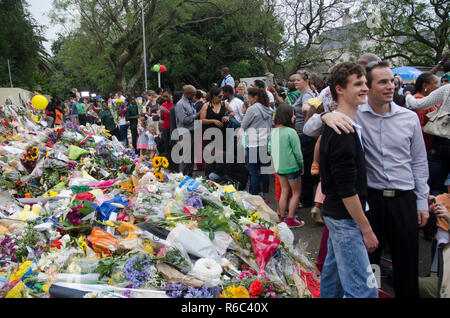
[51, 0, 246, 92]
[274, 0, 354, 75]
[355, 0, 449, 66]
[0, 0, 49, 90]
[151, 0, 282, 90]
[48, 32, 116, 98]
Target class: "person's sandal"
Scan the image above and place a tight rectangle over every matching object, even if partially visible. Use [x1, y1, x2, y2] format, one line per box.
[311, 206, 324, 224]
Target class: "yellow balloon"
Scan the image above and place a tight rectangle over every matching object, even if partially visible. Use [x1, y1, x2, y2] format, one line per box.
[32, 95, 48, 110]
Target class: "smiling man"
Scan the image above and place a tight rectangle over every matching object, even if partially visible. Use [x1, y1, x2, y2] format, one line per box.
[304, 60, 430, 298]
[319, 62, 378, 298]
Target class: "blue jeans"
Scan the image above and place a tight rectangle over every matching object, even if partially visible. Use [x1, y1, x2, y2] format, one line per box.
[320, 216, 378, 298]
[246, 146, 270, 195]
[120, 124, 128, 145]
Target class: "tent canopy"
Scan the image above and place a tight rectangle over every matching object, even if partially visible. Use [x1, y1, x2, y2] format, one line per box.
[391, 66, 423, 82]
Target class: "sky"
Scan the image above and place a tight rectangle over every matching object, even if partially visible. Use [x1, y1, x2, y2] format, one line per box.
[28, 0, 61, 55]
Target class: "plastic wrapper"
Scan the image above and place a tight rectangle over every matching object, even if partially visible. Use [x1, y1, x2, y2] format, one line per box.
[211, 231, 233, 256]
[240, 192, 279, 223]
[4, 167, 21, 182]
[166, 223, 221, 262]
[37, 272, 100, 284]
[156, 261, 204, 288]
[67, 145, 90, 161]
[156, 245, 193, 274]
[246, 227, 281, 276]
[86, 227, 119, 254]
[277, 222, 294, 247]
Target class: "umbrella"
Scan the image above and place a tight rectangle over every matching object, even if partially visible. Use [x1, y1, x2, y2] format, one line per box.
[391, 66, 423, 82]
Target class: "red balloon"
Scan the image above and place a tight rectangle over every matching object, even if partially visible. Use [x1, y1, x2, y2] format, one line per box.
[159, 65, 166, 73]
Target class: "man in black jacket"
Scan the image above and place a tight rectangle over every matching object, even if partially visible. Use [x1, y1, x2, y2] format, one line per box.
[319, 62, 379, 298]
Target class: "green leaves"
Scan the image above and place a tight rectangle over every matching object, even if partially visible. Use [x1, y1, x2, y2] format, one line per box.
[196, 205, 232, 241]
[95, 255, 126, 280]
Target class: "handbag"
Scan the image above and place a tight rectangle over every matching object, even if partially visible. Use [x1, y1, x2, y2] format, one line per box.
[423, 107, 450, 138]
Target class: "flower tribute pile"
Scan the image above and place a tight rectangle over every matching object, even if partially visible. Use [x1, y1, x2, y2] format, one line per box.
[0, 102, 320, 298]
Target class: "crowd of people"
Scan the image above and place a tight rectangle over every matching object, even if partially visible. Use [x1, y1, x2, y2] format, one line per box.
[43, 57, 450, 298]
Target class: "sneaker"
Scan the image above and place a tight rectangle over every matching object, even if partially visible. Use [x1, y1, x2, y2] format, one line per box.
[311, 162, 320, 175]
[279, 216, 286, 223]
[263, 198, 270, 204]
[286, 218, 305, 228]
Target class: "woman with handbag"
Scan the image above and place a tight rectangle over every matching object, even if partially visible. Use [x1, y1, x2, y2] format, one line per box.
[406, 83, 450, 195]
[200, 87, 235, 176]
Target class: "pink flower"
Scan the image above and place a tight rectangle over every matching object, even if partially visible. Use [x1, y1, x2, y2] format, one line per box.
[238, 270, 254, 280]
[157, 247, 169, 256]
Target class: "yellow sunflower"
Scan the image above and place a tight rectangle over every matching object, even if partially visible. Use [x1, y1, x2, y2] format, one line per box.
[161, 157, 169, 168]
[27, 147, 39, 160]
[152, 156, 162, 168]
[154, 171, 163, 181]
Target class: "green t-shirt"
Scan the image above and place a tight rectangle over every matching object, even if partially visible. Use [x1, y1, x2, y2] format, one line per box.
[76, 102, 86, 114]
[268, 126, 304, 174]
[98, 109, 117, 132]
[125, 103, 139, 129]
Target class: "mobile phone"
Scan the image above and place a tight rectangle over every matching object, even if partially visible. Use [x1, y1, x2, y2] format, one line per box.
[431, 197, 436, 204]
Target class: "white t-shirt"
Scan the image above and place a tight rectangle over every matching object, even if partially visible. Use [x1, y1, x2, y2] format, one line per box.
[228, 97, 244, 123]
[267, 91, 275, 105]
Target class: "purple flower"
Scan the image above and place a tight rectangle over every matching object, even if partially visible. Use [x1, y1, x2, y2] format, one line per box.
[165, 283, 187, 298]
[184, 287, 203, 298]
[184, 195, 203, 209]
[123, 255, 153, 288]
[121, 290, 132, 298]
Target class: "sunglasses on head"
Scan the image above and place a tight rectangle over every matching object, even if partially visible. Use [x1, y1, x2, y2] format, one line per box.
[298, 70, 309, 79]
[365, 60, 383, 73]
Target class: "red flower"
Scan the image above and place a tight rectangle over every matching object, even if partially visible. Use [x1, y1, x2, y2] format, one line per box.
[121, 166, 127, 171]
[49, 239, 62, 249]
[249, 279, 264, 297]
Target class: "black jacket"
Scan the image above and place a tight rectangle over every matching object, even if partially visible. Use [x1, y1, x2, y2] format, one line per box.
[320, 125, 367, 219]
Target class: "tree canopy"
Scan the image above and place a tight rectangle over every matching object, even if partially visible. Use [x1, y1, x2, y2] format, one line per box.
[2, 0, 448, 97]
[0, 0, 49, 91]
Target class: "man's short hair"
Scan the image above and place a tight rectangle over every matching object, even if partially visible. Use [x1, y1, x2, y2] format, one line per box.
[221, 67, 230, 74]
[365, 60, 390, 88]
[254, 79, 265, 89]
[329, 62, 366, 101]
[222, 84, 234, 95]
[195, 90, 204, 99]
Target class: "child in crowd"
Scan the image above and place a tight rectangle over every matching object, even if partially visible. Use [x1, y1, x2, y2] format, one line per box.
[269, 104, 304, 228]
[147, 122, 158, 160]
[137, 115, 149, 158]
[305, 97, 325, 223]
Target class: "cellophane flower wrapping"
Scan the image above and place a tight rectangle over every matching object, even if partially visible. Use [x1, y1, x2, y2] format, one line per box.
[246, 227, 281, 276]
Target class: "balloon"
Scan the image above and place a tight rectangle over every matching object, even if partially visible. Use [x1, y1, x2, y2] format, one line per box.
[153, 64, 160, 72]
[159, 65, 166, 73]
[32, 95, 48, 110]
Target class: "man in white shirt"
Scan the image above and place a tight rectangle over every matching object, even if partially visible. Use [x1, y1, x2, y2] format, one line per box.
[223, 84, 244, 123]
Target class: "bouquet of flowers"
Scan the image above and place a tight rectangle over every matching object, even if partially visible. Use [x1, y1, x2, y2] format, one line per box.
[152, 156, 169, 182]
[123, 254, 165, 288]
[110, 99, 125, 127]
